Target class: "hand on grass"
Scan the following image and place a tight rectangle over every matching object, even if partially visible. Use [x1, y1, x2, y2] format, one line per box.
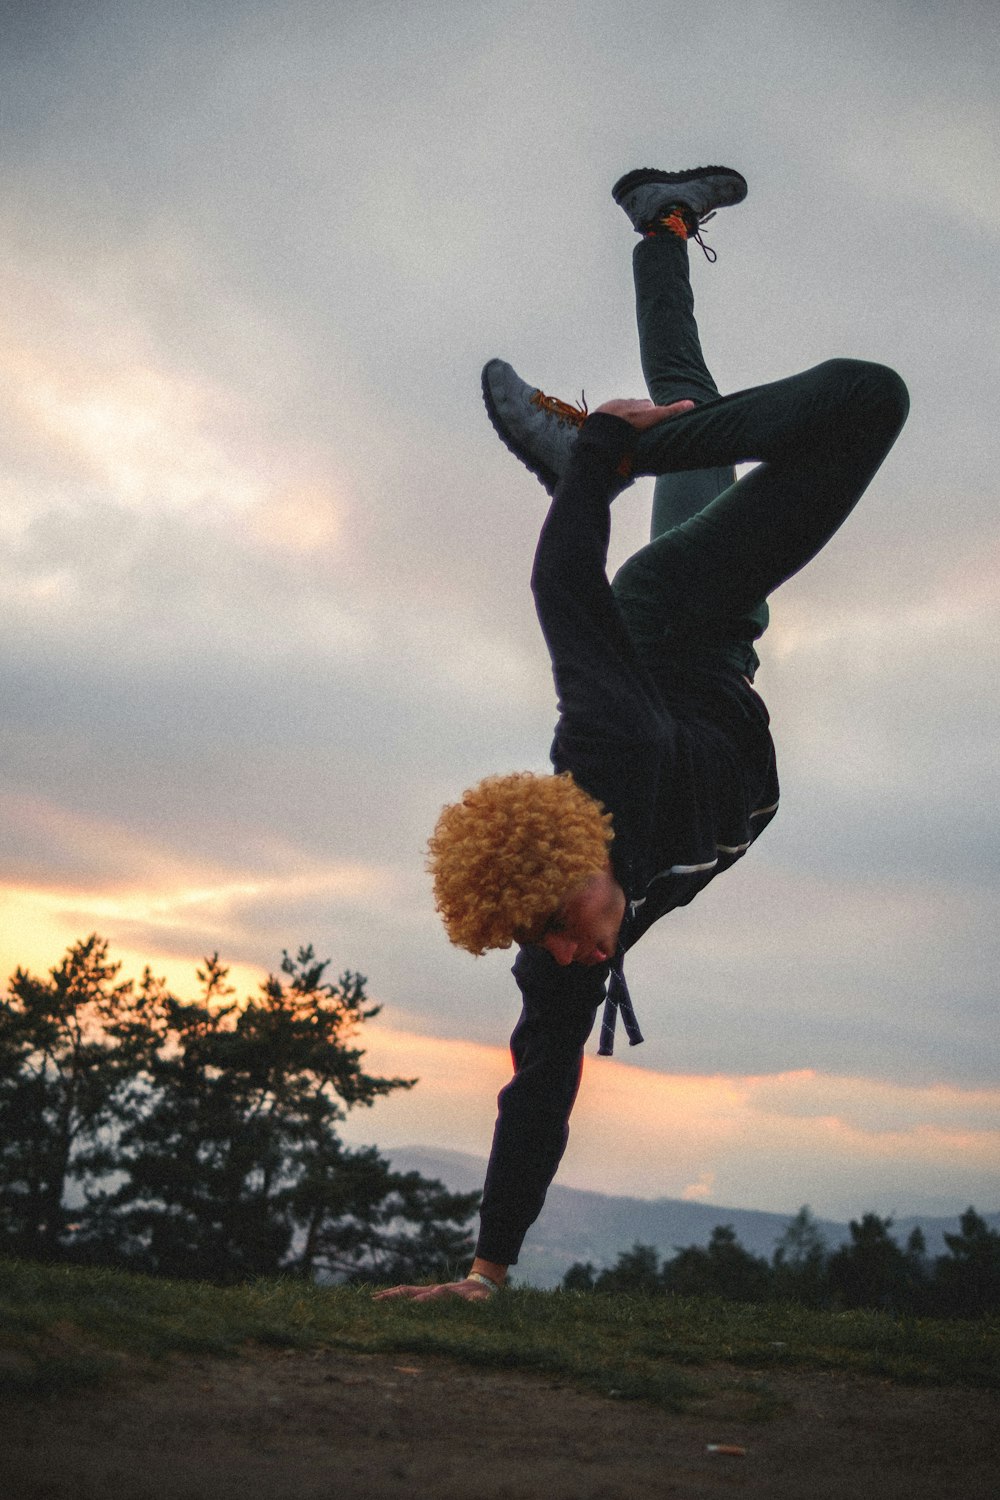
[595, 397, 695, 430]
[373, 1278, 494, 1304]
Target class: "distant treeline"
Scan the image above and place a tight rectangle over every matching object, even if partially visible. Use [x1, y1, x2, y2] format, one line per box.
[0, 936, 478, 1285]
[563, 1209, 1000, 1319]
[6, 936, 997, 1314]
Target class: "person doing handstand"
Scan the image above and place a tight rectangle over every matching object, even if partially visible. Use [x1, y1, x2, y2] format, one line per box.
[375, 164, 908, 1303]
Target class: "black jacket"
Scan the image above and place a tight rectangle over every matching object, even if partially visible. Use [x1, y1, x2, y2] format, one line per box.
[476, 415, 779, 1266]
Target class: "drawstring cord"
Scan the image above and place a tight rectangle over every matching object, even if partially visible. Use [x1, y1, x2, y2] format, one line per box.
[598, 950, 644, 1056]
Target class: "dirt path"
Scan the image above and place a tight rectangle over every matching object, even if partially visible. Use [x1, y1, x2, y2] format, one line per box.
[3, 1347, 997, 1500]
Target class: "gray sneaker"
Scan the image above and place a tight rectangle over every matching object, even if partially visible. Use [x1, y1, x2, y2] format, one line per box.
[612, 165, 747, 233]
[482, 359, 590, 495]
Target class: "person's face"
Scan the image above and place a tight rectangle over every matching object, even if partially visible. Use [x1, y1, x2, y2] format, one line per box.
[537, 867, 626, 967]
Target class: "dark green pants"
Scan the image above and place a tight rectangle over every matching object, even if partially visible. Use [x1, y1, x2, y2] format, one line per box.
[611, 232, 909, 678]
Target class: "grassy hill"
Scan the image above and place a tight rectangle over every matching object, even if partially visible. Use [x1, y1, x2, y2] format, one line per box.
[2, 1255, 997, 1412]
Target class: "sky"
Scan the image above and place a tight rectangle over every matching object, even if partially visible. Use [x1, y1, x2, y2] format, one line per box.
[1, 0, 997, 1223]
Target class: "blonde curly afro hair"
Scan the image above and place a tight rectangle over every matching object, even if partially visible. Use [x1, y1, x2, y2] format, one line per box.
[427, 770, 614, 956]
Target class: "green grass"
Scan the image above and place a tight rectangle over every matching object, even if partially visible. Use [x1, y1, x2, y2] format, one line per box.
[2, 1255, 997, 1411]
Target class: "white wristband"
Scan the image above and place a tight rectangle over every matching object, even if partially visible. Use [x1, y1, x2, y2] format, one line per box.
[467, 1271, 501, 1294]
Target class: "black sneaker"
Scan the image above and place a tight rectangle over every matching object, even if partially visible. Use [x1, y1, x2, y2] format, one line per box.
[612, 165, 747, 233]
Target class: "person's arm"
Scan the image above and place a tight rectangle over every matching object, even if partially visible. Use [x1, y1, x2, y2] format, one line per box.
[373, 948, 605, 1302]
[476, 945, 606, 1259]
[531, 400, 691, 733]
[531, 412, 665, 743]
[532, 408, 680, 891]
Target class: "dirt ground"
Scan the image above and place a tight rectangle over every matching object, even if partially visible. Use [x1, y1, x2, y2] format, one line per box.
[3, 1346, 998, 1500]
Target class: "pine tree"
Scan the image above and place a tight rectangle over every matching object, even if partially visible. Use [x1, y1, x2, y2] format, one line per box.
[594, 1242, 663, 1295]
[1, 938, 478, 1284]
[0, 936, 161, 1260]
[932, 1208, 1000, 1317]
[827, 1213, 914, 1312]
[662, 1225, 772, 1302]
[99, 946, 476, 1282]
[772, 1205, 829, 1307]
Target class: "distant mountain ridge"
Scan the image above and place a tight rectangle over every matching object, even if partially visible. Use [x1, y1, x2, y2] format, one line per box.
[388, 1145, 1000, 1289]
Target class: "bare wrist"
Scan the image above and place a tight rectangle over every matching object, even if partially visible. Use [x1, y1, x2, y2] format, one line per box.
[470, 1257, 508, 1291]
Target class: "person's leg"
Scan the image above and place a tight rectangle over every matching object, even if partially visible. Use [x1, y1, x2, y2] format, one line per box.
[633, 229, 737, 532]
[485, 181, 908, 658]
[617, 222, 769, 668]
[633, 225, 722, 411]
[650, 467, 731, 535]
[613, 357, 908, 660]
[632, 471, 771, 677]
[610, 218, 908, 650]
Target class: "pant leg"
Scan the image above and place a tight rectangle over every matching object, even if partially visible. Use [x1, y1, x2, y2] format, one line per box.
[613, 354, 909, 656]
[633, 231, 720, 408]
[635, 228, 734, 534]
[651, 468, 734, 535]
[618, 230, 769, 669]
[637, 471, 770, 677]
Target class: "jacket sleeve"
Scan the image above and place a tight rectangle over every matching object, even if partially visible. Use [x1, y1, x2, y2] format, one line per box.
[532, 412, 673, 895]
[475, 945, 607, 1266]
[531, 413, 666, 747]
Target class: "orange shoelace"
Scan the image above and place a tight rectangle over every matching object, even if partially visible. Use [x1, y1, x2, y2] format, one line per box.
[658, 209, 690, 241]
[530, 387, 589, 427]
[648, 207, 718, 262]
[529, 387, 633, 479]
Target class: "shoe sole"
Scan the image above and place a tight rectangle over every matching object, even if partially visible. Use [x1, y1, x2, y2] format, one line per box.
[611, 164, 747, 205]
[481, 360, 560, 495]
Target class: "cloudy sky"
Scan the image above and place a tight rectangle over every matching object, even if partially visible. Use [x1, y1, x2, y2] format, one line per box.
[2, 0, 997, 1224]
